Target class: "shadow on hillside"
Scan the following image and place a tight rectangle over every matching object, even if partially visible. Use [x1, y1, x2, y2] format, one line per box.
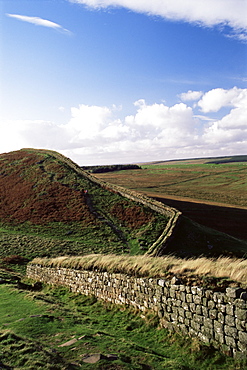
[153, 196, 247, 242]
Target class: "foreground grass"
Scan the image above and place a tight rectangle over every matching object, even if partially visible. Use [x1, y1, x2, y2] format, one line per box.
[0, 273, 245, 369]
[31, 254, 247, 287]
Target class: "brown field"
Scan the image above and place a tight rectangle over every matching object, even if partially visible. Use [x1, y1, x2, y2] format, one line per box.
[95, 161, 247, 241]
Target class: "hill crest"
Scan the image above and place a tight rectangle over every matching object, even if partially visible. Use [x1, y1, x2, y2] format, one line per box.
[0, 149, 178, 258]
[1, 149, 247, 260]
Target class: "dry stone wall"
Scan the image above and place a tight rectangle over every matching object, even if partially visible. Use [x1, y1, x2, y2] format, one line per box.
[27, 263, 247, 358]
[48, 152, 182, 255]
[80, 171, 182, 256]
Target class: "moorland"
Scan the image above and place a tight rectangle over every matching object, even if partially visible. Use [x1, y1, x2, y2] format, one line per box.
[0, 148, 172, 259]
[95, 156, 247, 242]
[0, 150, 247, 369]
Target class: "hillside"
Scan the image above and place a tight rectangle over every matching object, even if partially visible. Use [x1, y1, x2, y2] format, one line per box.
[139, 154, 247, 166]
[1, 149, 247, 260]
[96, 156, 247, 208]
[95, 157, 247, 241]
[0, 149, 173, 259]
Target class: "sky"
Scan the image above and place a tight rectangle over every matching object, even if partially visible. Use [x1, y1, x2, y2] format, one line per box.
[0, 0, 247, 165]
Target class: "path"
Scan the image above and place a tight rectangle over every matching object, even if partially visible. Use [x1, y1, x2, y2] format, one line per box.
[84, 193, 129, 251]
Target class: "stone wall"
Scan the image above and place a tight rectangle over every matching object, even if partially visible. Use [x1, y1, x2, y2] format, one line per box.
[79, 170, 182, 256]
[27, 263, 247, 358]
[49, 151, 182, 256]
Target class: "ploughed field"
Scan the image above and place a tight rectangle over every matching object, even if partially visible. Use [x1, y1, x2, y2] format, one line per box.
[94, 157, 247, 242]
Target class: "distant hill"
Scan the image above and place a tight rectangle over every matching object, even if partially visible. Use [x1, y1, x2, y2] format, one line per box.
[0, 149, 247, 260]
[81, 164, 141, 173]
[139, 155, 247, 166]
[205, 155, 247, 164]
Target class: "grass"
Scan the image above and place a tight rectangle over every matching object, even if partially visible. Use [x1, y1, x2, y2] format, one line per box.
[95, 162, 247, 207]
[0, 271, 245, 369]
[1, 151, 247, 368]
[1, 149, 247, 260]
[0, 226, 109, 260]
[0, 149, 171, 259]
[95, 161, 247, 256]
[163, 216, 247, 258]
[30, 253, 247, 287]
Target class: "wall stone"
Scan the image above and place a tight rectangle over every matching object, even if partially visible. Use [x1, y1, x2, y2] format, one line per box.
[27, 264, 247, 358]
[80, 170, 182, 256]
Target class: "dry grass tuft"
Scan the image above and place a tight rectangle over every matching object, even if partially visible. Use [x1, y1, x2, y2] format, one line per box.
[31, 254, 247, 286]
[171, 256, 247, 283]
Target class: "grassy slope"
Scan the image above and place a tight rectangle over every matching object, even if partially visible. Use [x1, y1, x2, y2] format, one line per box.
[1, 152, 247, 367]
[1, 149, 247, 259]
[0, 271, 244, 370]
[95, 160, 247, 208]
[0, 149, 169, 259]
[95, 159, 247, 257]
[161, 216, 247, 258]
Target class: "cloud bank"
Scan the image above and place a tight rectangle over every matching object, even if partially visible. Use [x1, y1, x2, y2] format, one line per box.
[6, 14, 71, 34]
[69, 0, 247, 41]
[1, 87, 246, 165]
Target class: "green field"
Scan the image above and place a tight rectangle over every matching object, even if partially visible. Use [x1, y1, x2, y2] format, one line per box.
[1, 153, 247, 368]
[96, 161, 247, 208]
[95, 159, 247, 252]
[2, 150, 247, 259]
[0, 271, 245, 370]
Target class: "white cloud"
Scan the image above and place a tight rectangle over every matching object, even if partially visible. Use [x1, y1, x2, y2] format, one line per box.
[0, 120, 70, 153]
[193, 115, 215, 122]
[125, 100, 197, 147]
[6, 14, 71, 34]
[198, 87, 247, 112]
[180, 90, 203, 102]
[69, 0, 247, 40]
[202, 88, 247, 149]
[65, 104, 128, 145]
[0, 100, 199, 164]
[203, 122, 247, 147]
[1, 87, 246, 165]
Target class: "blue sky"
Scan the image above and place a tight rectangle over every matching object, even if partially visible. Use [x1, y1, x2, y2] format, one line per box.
[1, 0, 247, 165]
